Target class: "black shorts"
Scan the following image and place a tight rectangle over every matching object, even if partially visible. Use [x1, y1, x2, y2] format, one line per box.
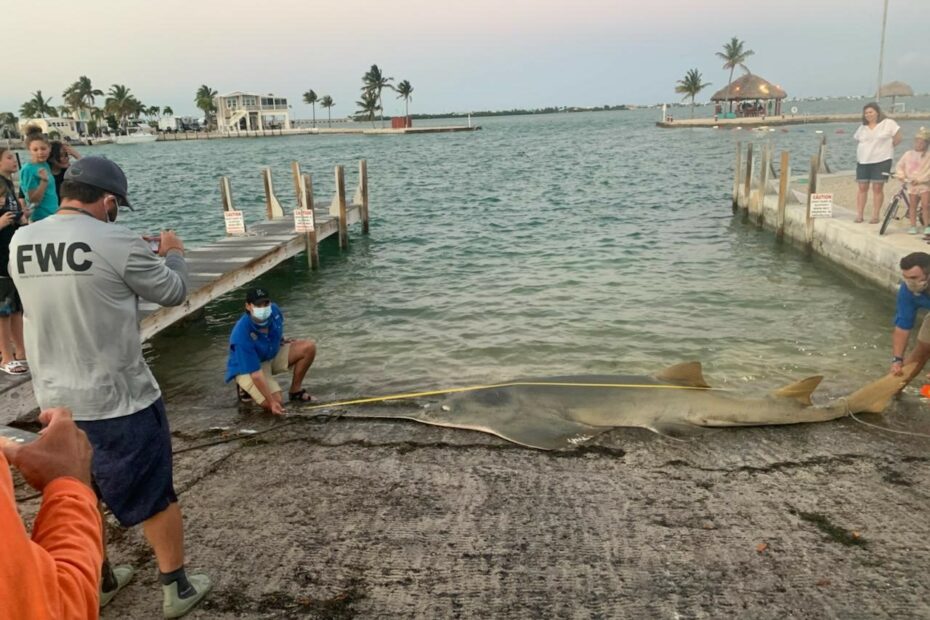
[0, 276, 21, 317]
[76, 398, 177, 527]
[856, 159, 893, 183]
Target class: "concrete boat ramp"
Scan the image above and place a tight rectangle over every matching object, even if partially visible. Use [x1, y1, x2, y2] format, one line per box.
[0, 161, 369, 423]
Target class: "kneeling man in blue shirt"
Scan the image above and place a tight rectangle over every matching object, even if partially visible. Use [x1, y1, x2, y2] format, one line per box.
[225, 287, 317, 415]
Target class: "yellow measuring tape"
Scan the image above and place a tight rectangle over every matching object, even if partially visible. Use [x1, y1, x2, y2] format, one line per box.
[301, 381, 714, 411]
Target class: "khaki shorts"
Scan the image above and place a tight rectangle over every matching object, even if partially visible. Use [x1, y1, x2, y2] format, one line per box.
[919, 315, 930, 344]
[235, 344, 291, 404]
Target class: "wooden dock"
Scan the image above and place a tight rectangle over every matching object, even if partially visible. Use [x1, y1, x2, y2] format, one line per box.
[0, 160, 370, 423]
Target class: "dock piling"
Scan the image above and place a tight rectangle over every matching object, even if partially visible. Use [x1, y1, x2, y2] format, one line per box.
[331, 165, 349, 249]
[220, 176, 234, 212]
[358, 160, 369, 234]
[743, 143, 754, 211]
[300, 173, 320, 269]
[757, 146, 771, 228]
[733, 142, 742, 213]
[817, 134, 831, 174]
[291, 162, 304, 209]
[776, 151, 790, 239]
[805, 155, 819, 247]
[261, 168, 285, 219]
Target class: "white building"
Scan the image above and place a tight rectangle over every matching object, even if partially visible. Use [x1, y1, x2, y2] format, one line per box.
[18, 117, 80, 140]
[215, 92, 291, 132]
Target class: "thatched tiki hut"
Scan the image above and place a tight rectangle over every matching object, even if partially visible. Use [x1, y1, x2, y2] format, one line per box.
[710, 73, 787, 118]
[879, 81, 914, 109]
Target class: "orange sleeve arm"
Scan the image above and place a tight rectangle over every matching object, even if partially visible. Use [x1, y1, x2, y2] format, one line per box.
[0, 456, 103, 620]
[31, 477, 104, 619]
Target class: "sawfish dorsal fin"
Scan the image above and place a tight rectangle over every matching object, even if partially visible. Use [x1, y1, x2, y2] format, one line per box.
[771, 376, 823, 406]
[656, 362, 710, 388]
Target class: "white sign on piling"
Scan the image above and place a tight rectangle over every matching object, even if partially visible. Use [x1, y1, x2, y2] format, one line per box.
[294, 209, 315, 233]
[224, 210, 246, 235]
[810, 193, 833, 218]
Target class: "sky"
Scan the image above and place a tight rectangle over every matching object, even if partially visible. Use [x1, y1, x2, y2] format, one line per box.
[4, 0, 930, 119]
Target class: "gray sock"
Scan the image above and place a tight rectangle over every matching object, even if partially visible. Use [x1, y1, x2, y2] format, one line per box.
[101, 559, 118, 592]
[159, 566, 195, 599]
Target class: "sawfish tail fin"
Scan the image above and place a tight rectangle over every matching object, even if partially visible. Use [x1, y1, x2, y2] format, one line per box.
[842, 364, 914, 414]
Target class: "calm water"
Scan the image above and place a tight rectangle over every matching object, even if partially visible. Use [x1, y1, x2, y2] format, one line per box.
[74, 100, 930, 424]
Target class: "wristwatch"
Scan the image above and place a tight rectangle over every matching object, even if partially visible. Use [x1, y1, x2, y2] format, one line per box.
[892, 356, 904, 363]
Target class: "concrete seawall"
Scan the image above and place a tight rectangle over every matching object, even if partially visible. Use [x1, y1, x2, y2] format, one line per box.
[738, 170, 925, 292]
[661, 112, 930, 129]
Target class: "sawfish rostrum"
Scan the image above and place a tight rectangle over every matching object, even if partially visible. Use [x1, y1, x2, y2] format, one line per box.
[334, 362, 910, 451]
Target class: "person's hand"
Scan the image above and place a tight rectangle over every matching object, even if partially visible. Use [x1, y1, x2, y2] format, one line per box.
[0, 408, 93, 491]
[37, 168, 47, 182]
[268, 401, 286, 416]
[0, 212, 14, 230]
[158, 230, 185, 257]
[64, 144, 80, 158]
[890, 360, 904, 376]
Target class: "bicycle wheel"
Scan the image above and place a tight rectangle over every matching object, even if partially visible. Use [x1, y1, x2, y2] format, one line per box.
[880, 196, 901, 235]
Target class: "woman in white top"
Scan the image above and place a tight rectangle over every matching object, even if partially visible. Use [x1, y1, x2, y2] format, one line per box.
[854, 102, 902, 223]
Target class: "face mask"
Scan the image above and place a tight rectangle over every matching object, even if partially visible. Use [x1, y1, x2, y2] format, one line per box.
[251, 305, 272, 322]
[905, 278, 928, 294]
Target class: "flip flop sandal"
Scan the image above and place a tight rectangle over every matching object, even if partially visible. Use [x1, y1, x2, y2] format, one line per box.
[0, 361, 28, 375]
[289, 388, 314, 403]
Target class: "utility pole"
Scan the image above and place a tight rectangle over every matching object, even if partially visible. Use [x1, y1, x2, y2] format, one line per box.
[876, 0, 889, 100]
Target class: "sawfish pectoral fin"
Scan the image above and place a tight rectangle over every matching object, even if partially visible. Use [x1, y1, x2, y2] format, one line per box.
[771, 376, 823, 406]
[655, 361, 711, 388]
[843, 364, 914, 414]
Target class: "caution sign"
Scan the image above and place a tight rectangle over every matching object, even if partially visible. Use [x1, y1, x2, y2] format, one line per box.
[810, 193, 833, 218]
[224, 210, 246, 235]
[294, 209, 315, 233]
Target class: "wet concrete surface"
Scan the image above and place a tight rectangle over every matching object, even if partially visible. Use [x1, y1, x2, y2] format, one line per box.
[12, 403, 930, 619]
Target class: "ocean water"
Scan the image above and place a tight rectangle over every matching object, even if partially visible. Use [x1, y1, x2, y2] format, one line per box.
[74, 101, 930, 422]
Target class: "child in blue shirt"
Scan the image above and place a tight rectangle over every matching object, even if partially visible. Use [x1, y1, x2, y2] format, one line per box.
[225, 286, 317, 415]
[19, 127, 58, 222]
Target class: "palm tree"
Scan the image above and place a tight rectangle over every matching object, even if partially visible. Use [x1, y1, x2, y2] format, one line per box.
[715, 37, 754, 114]
[320, 96, 334, 128]
[89, 107, 106, 136]
[395, 80, 413, 120]
[361, 64, 393, 127]
[303, 90, 318, 127]
[675, 69, 711, 118]
[356, 90, 380, 128]
[195, 85, 218, 130]
[63, 76, 103, 132]
[163, 106, 174, 117]
[105, 84, 142, 133]
[20, 91, 55, 119]
[57, 105, 72, 118]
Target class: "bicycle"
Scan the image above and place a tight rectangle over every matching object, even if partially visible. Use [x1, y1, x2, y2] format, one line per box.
[879, 180, 922, 235]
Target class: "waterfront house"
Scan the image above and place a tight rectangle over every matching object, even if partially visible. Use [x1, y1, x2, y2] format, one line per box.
[18, 117, 80, 140]
[215, 92, 292, 132]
